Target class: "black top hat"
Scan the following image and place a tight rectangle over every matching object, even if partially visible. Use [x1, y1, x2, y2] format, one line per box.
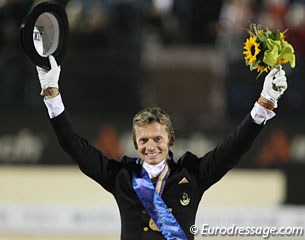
[20, 1, 69, 69]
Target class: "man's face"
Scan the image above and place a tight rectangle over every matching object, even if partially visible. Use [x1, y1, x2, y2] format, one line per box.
[134, 122, 170, 165]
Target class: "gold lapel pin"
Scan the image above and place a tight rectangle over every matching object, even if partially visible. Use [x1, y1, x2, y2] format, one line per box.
[178, 177, 189, 184]
[180, 192, 190, 206]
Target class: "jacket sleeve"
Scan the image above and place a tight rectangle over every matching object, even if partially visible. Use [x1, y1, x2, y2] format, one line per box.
[49, 110, 122, 193]
[182, 114, 264, 192]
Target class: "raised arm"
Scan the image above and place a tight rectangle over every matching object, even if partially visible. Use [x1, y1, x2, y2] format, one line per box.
[197, 67, 288, 191]
[36, 56, 121, 192]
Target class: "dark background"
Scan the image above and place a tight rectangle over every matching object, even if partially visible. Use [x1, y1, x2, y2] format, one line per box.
[1, 0, 305, 204]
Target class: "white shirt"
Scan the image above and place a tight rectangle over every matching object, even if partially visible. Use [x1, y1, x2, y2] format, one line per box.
[43, 94, 65, 118]
[143, 159, 167, 178]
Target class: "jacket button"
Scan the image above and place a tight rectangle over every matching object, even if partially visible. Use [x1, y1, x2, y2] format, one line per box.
[142, 209, 147, 214]
[143, 227, 149, 232]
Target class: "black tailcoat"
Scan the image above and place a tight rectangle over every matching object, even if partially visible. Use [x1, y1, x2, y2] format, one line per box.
[50, 111, 263, 240]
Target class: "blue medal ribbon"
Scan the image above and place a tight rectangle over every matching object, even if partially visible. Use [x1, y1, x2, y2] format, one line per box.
[132, 166, 187, 240]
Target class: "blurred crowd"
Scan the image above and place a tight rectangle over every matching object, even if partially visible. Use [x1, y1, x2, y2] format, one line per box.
[217, 0, 305, 60]
[0, 0, 305, 112]
[216, 0, 305, 115]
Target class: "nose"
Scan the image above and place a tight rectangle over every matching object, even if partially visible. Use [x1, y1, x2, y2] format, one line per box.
[146, 139, 156, 151]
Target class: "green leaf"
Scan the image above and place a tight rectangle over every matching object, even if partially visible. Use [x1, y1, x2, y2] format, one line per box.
[272, 31, 281, 41]
[263, 39, 280, 67]
[266, 38, 282, 50]
[258, 34, 267, 43]
[279, 42, 296, 68]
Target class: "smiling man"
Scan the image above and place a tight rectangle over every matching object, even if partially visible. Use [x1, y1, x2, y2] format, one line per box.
[37, 56, 287, 240]
[133, 107, 174, 166]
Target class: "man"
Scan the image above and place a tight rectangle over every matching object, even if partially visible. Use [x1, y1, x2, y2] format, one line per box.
[37, 56, 287, 240]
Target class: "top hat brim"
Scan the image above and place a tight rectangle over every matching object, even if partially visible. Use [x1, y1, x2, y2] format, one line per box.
[20, 1, 69, 69]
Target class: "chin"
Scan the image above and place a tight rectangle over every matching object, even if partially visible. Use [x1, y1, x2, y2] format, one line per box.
[144, 158, 162, 165]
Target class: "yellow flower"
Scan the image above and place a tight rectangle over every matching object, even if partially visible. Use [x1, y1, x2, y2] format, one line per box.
[278, 58, 288, 64]
[243, 36, 261, 64]
[280, 32, 285, 42]
[258, 30, 264, 35]
[256, 65, 268, 73]
[243, 23, 296, 78]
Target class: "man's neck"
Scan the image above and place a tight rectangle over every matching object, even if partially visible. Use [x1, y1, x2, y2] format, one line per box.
[143, 159, 166, 179]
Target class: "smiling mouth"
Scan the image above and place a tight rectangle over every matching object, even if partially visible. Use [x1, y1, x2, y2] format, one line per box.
[145, 153, 161, 159]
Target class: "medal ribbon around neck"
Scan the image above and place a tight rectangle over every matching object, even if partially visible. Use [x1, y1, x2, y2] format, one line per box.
[132, 160, 187, 240]
[155, 162, 170, 196]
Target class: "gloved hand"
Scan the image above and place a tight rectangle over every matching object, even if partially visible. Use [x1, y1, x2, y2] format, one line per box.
[261, 65, 287, 108]
[36, 55, 61, 96]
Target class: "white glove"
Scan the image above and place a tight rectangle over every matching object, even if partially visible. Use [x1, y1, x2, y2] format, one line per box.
[261, 65, 287, 108]
[36, 55, 61, 96]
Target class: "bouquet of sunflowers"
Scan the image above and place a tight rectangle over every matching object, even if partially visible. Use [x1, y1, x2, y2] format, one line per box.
[243, 23, 296, 78]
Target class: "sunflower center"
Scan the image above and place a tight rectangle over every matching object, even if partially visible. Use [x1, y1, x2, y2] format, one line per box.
[251, 45, 256, 56]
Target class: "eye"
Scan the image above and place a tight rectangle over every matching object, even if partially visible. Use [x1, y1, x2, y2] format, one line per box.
[154, 137, 162, 143]
[139, 138, 148, 144]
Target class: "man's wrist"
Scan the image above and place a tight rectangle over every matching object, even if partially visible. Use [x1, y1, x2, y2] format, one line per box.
[251, 102, 276, 125]
[257, 96, 275, 110]
[43, 93, 65, 118]
[43, 87, 59, 98]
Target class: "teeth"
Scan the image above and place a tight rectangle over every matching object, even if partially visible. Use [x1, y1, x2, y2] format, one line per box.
[146, 153, 159, 158]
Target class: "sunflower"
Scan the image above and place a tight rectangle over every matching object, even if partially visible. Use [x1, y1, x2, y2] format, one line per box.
[256, 65, 268, 74]
[243, 36, 261, 64]
[278, 58, 289, 64]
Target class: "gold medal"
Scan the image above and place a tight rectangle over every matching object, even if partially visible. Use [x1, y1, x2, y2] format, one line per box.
[149, 218, 160, 232]
[148, 208, 172, 232]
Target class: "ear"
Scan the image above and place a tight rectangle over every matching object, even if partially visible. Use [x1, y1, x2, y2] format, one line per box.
[169, 132, 175, 147]
[133, 136, 138, 150]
